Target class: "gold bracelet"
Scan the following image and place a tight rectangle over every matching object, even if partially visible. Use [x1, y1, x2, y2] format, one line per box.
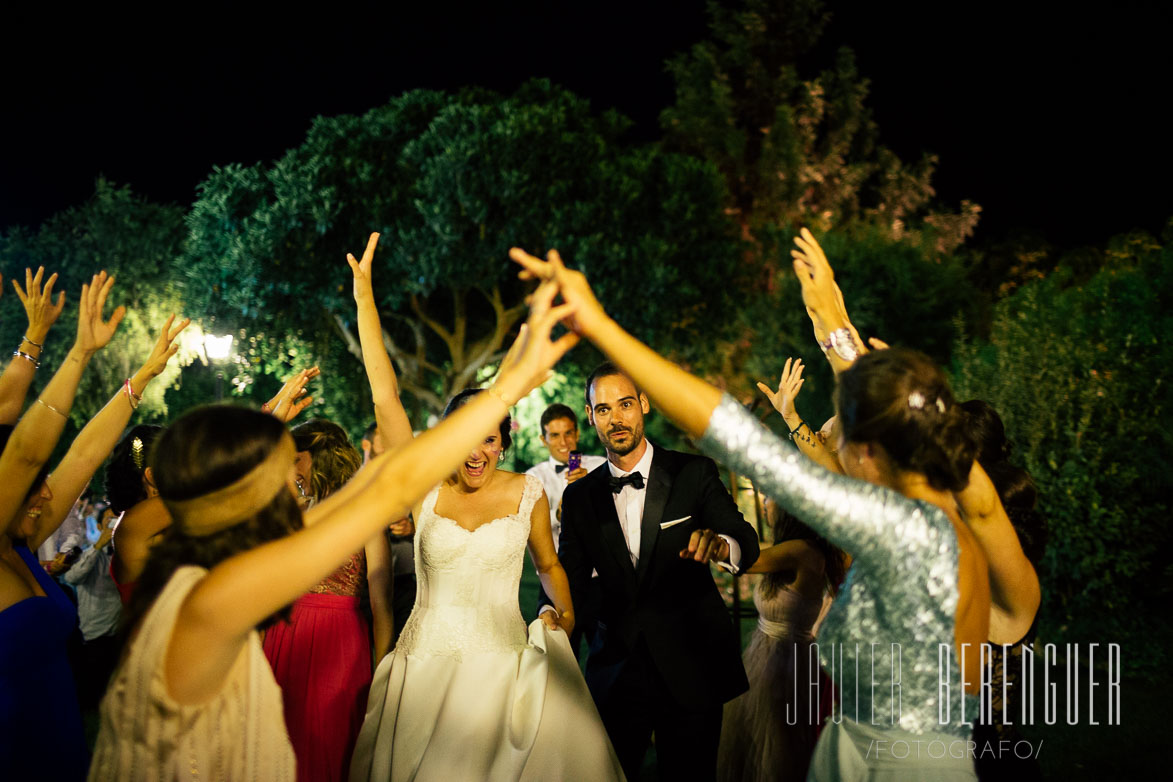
[21, 335, 44, 349]
[36, 397, 67, 418]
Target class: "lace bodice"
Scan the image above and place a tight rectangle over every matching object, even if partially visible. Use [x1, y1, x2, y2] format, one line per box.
[701, 395, 967, 737]
[309, 551, 366, 596]
[395, 474, 543, 661]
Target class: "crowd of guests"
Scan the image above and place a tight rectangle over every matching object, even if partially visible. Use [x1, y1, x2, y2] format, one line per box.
[0, 229, 1046, 781]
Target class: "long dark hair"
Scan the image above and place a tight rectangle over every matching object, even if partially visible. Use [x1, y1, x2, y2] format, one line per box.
[761, 499, 847, 598]
[105, 425, 164, 514]
[121, 405, 303, 637]
[961, 399, 1048, 565]
[836, 348, 977, 492]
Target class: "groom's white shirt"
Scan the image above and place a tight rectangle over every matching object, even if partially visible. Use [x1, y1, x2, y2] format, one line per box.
[607, 441, 741, 572]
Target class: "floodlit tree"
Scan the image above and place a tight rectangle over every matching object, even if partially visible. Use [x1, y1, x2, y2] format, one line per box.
[184, 80, 738, 422]
[662, 0, 980, 260]
[0, 180, 193, 423]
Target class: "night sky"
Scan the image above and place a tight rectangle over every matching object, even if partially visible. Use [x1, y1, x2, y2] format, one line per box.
[3, 1, 1171, 250]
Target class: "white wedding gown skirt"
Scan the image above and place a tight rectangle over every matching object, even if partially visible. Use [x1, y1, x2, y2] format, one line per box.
[349, 478, 624, 782]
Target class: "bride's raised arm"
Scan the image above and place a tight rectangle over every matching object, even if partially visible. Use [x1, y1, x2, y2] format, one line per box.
[348, 232, 414, 453]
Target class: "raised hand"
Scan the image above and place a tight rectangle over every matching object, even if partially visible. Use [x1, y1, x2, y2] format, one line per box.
[13, 267, 66, 344]
[265, 366, 320, 422]
[74, 271, 126, 354]
[491, 279, 580, 405]
[791, 228, 865, 367]
[347, 232, 379, 302]
[135, 315, 191, 381]
[509, 248, 608, 339]
[756, 357, 805, 421]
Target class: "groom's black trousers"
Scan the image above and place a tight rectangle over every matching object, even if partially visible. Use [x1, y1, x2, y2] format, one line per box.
[594, 638, 722, 781]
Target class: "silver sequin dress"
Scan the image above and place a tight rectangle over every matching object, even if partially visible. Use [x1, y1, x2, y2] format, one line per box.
[702, 395, 978, 780]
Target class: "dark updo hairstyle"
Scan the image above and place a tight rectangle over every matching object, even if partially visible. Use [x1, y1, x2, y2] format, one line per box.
[443, 389, 512, 450]
[291, 419, 362, 501]
[762, 499, 848, 598]
[105, 424, 164, 514]
[121, 405, 303, 637]
[836, 348, 977, 492]
[0, 424, 53, 522]
[961, 399, 1048, 565]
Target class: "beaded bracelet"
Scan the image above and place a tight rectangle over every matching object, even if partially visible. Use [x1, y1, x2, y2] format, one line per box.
[13, 350, 40, 368]
[123, 379, 142, 410]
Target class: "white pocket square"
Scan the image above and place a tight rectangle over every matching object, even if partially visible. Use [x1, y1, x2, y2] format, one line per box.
[660, 516, 691, 529]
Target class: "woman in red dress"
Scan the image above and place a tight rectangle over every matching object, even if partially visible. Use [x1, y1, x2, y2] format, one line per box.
[263, 419, 394, 782]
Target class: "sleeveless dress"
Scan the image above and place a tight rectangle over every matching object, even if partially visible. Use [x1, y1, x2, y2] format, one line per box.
[700, 395, 978, 781]
[0, 543, 89, 781]
[263, 551, 371, 782]
[718, 582, 826, 781]
[89, 565, 295, 781]
[349, 474, 625, 781]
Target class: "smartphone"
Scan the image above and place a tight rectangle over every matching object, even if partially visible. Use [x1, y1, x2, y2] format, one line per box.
[567, 451, 581, 472]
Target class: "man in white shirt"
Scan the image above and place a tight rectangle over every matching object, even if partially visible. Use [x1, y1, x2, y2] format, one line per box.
[526, 403, 605, 658]
[525, 403, 607, 545]
[544, 362, 760, 781]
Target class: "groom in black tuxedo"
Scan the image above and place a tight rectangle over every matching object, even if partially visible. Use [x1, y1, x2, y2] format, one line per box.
[542, 361, 760, 780]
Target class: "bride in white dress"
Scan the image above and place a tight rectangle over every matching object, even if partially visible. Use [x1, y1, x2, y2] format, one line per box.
[345, 234, 624, 781]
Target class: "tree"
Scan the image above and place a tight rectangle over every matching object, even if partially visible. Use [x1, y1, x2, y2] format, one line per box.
[950, 225, 1173, 665]
[184, 80, 739, 427]
[662, 0, 980, 264]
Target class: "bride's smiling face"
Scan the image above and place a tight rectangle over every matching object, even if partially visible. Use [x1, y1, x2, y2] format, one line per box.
[457, 430, 504, 490]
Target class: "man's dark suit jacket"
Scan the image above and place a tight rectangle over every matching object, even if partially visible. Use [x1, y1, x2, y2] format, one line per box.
[553, 446, 760, 710]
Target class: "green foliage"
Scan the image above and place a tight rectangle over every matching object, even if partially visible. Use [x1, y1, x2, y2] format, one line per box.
[183, 80, 739, 428]
[951, 229, 1173, 665]
[716, 226, 972, 422]
[662, 0, 979, 253]
[0, 180, 195, 428]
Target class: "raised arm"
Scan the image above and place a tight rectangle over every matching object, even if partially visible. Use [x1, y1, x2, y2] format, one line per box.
[790, 228, 867, 375]
[955, 461, 1040, 643]
[348, 232, 413, 452]
[30, 315, 189, 550]
[756, 357, 842, 475]
[0, 267, 66, 424]
[167, 278, 579, 703]
[0, 272, 124, 528]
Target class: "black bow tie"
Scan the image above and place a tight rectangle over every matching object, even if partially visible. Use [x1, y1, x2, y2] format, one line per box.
[609, 472, 645, 493]
[555, 463, 567, 473]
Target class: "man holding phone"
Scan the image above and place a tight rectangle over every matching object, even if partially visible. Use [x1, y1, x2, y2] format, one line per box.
[526, 403, 606, 656]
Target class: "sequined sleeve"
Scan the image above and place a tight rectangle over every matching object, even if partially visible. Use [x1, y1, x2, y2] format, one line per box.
[699, 394, 953, 574]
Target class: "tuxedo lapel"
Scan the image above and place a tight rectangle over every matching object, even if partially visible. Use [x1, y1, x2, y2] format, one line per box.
[589, 472, 637, 586]
[635, 451, 672, 585]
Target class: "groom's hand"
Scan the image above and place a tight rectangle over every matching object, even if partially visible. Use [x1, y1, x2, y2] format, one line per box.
[679, 528, 730, 564]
